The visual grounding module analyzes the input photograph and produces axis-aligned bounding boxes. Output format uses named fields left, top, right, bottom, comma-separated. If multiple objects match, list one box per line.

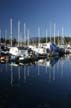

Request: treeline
left=0, top=38, right=17, bottom=46
left=0, top=36, right=71, bottom=46
left=33, top=36, right=71, bottom=45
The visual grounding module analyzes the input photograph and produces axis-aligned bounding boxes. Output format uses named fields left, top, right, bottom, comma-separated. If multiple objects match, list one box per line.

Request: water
left=0, top=55, right=71, bottom=108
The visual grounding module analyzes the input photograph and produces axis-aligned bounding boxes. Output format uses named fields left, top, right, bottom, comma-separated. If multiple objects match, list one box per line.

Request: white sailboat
left=9, top=19, right=21, bottom=62
left=28, top=26, right=47, bottom=59
left=33, top=26, right=47, bottom=58
left=18, top=27, right=35, bottom=63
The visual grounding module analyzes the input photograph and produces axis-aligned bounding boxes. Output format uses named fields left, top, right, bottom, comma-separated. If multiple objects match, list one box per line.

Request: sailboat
left=9, top=19, right=21, bottom=62
left=1, top=29, right=9, bottom=56
left=18, top=29, right=38, bottom=64
left=29, top=26, right=47, bottom=59
left=58, top=27, right=67, bottom=55
left=0, top=29, right=9, bottom=62
left=42, top=24, right=60, bottom=57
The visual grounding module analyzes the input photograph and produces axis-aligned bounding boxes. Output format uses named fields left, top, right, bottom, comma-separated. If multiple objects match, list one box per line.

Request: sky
left=0, top=0, right=71, bottom=39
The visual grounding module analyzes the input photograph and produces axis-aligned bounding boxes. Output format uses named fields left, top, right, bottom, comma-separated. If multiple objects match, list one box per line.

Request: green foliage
left=0, top=36, right=71, bottom=46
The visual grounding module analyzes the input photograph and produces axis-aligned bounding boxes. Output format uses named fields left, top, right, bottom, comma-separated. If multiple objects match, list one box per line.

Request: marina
left=0, top=18, right=71, bottom=108
left=0, top=0, right=71, bottom=107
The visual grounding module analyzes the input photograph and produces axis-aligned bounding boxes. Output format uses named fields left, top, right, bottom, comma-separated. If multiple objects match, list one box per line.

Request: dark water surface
left=0, top=55, right=71, bottom=108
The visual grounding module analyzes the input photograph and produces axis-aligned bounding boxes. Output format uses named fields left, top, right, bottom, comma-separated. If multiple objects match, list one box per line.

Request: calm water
left=0, top=55, right=71, bottom=108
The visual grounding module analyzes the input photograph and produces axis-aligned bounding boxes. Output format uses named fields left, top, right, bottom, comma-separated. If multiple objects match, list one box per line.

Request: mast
left=24, top=23, right=26, bottom=46
left=61, top=27, right=64, bottom=45
left=54, top=23, right=56, bottom=44
left=50, top=23, right=51, bottom=42
left=46, top=29, right=48, bottom=44
left=5, top=29, right=7, bottom=46
left=38, top=26, right=40, bottom=47
left=58, top=30, right=59, bottom=45
left=10, top=18, right=12, bottom=47
left=27, top=29, right=30, bottom=47
left=18, top=20, right=20, bottom=47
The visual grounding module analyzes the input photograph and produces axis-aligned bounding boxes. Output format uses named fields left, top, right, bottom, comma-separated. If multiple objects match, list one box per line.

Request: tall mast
left=58, top=30, right=59, bottom=45
left=54, top=23, right=56, bottom=44
left=61, top=27, right=64, bottom=45
left=24, top=23, right=26, bottom=46
left=38, top=26, right=40, bottom=47
left=5, top=29, right=7, bottom=46
left=46, top=29, right=48, bottom=44
left=27, top=29, right=30, bottom=47
left=18, top=20, right=20, bottom=47
left=50, top=23, right=51, bottom=42
left=10, top=18, right=12, bottom=47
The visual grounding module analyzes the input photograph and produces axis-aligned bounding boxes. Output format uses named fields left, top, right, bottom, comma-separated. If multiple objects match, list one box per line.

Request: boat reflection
left=37, top=57, right=59, bottom=68
left=18, top=66, right=20, bottom=80
left=11, top=64, right=13, bottom=86
left=9, top=57, right=60, bottom=85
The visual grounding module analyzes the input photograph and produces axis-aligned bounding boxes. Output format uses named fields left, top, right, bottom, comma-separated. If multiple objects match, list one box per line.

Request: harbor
left=0, top=18, right=71, bottom=108
left=1, top=0, right=71, bottom=107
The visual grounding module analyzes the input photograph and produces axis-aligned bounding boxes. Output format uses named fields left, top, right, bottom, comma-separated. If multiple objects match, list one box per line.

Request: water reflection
left=37, top=57, right=59, bottom=68
left=11, top=65, right=13, bottom=86
left=61, top=57, right=64, bottom=77
left=9, top=56, right=61, bottom=86
left=5, top=62, right=8, bottom=72
left=18, top=66, right=20, bottom=80
left=1, top=55, right=71, bottom=108
left=53, top=64, right=55, bottom=80
left=24, top=66, right=27, bottom=81
left=1, top=55, right=71, bottom=84
left=26, top=66, right=29, bottom=77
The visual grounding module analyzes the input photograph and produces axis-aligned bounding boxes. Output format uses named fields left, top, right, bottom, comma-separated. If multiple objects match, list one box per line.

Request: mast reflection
left=11, top=64, right=13, bottom=86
